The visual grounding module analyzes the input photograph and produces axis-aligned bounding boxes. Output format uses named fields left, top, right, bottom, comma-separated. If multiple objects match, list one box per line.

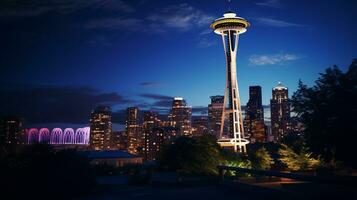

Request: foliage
left=248, top=147, right=274, bottom=170
left=281, top=132, right=305, bottom=153
left=159, top=135, right=223, bottom=175
left=278, top=144, right=322, bottom=171
left=0, top=144, right=96, bottom=199
left=292, top=59, right=357, bottom=168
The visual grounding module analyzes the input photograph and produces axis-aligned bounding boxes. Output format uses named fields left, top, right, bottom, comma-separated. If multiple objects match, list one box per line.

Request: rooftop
left=274, top=82, right=288, bottom=90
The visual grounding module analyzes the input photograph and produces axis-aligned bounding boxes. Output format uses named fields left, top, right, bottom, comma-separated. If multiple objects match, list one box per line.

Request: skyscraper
left=192, top=117, right=209, bottom=137
left=90, top=106, right=112, bottom=150
left=0, top=117, right=25, bottom=150
left=208, top=95, right=224, bottom=138
left=244, top=86, right=265, bottom=142
left=126, top=107, right=141, bottom=154
left=143, top=111, right=159, bottom=161
left=111, top=131, right=127, bottom=150
left=170, top=97, right=192, bottom=136
left=210, top=10, right=250, bottom=152
left=270, top=82, right=291, bottom=141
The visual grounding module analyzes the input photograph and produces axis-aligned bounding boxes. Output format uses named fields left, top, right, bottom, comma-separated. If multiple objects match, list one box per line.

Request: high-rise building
left=111, top=131, right=127, bottom=150
left=142, top=111, right=159, bottom=161
left=270, top=82, right=291, bottom=141
left=170, top=97, right=192, bottom=136
left=192, top=117, right=209, bottom=137
left=210, top=10, right=250, bottom=152
left=244, top=86, right=266, bottom=142
left=0, top=117, right=25, bottom=150
left=144, top=126, right=179, bottom=161
left=208, top=95, right=224, bottom=138
left=89, top=106, right=112, bottom=151
left=126, top=107, right=141, bottom=154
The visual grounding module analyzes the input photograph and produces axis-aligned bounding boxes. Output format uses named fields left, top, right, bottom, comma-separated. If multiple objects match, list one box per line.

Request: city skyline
left=1, top=0, right=356, bottom=129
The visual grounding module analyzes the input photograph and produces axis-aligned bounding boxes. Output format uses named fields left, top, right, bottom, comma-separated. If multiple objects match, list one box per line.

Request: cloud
left=0, top=83, right=132, bottom=124
left=255, top=0, right=283, bottom=8
left=199, top=29, right=212, bottom=35
left=0, top=0, right=135, bottom=17
left=140, top=93, right=172, bottom=100
left=85, top=3, right=213, bottom=33
left=85, top=18, right=144, bottom=30
left=249, top=53, right=300, bottom=65
left=252, top=17, right=309, bottom=28
left=140, top=82, right=163, bottom=88
left=146, top=3, right=214, bottom=31
left=192, top=106, right=208, bottom=115
left=139, top=93, right=174, bottom=113
left=197, top=38, right=216, bottom=48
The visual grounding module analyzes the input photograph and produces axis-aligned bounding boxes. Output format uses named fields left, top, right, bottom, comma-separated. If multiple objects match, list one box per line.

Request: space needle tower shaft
left=210, top=10, right=250, bottom=152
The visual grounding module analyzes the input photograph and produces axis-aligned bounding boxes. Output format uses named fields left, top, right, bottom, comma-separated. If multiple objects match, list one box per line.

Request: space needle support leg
left=220, top=33, right=228, bottom=139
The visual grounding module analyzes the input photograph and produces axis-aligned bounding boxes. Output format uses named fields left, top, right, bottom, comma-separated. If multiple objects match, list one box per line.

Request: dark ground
left=77, top=180, right=357, bottom=200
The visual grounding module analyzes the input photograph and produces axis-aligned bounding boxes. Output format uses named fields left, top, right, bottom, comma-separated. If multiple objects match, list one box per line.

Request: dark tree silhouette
left=0, top=145, right=96, bottom=199
left=159, top=135, right=223, bottom=175
left=292, top=59, right=357, bottom=168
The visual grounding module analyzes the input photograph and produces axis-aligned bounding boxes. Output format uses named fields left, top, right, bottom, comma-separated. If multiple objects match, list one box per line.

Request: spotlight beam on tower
left=210, top=9, right=250, bottom=152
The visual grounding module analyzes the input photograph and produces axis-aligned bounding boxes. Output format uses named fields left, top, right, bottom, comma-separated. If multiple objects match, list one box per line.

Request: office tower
left=208, top=95, right=224, bottom=138
left=142, top=111, right=159, bottom=161
left=89, top=106, right=112, bottom=150
left=244, top=86, right=266, bottom=142
left=111, top=131, right=127, bottom=150
left=270, top=82, right=291, bottom=141
left=126, top=107, right=141, bottom=154
left=210, top=10, right=250, bottom=152
left=0, top=117, right=25, bottom=150
left=170, top=97, right=192, bottom=136
left=192, top=117, right=209, bottom=137
left=144, top=126, right=179, bottom=161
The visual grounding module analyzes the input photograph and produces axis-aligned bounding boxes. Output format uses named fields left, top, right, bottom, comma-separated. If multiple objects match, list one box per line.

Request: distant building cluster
left=0, top=82, right=302, bottom=162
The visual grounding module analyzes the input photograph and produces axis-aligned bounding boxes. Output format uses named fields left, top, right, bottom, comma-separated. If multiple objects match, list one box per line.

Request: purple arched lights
left=26, top=127, right=90, bottom=145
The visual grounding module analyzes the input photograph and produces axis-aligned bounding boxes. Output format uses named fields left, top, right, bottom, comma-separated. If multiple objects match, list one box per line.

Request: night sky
left=1, top=0, right=356, bottom=130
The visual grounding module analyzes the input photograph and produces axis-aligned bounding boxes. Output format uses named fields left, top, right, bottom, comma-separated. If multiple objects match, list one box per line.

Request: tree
left=248, top=147, right=274, bottom=170
left=278, top=145, right=321, bottom=171
left=292, top=59, right=357, bottom=168
left=159, top=135, right=223, bottom=175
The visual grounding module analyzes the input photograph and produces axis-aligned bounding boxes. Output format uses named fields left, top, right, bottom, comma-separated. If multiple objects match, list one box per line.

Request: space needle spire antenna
left=227, top=0, right=232, bottom=11
left=210, top=2, right=250, bottom=152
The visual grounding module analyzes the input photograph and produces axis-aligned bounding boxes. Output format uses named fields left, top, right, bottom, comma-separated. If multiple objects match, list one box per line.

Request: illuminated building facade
left=210, top=11, right=250, bottom=152
left=244, top=86, right=266, bottom=142
left=192, top=117, right=209, bottom=137
left=126, top=107, right=141, bottom=154
left=270, top=82, right=291, bottom=141
left=208, top=95, right=224, bottom=138
left=170, top=97, right=192, bottom=136
left=90, top=106, right=112, bottom=151
left=0, top=117, right=25, bottom=150
left=145, top=126, right=179, bottom=161
left=143, top=111, right=159, bottom=161
left=111, top=131, right=127, bottom=150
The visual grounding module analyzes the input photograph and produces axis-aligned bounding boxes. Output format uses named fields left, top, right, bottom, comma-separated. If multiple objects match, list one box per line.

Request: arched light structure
left=26, top=127, right=90, bottom=145
left=39, top=128, right=50, bottom=144
left=51, top=128, right=63, bottom=144
left=63, top=128, right=75, bottom=144
left=27, top=128, right=39, bottom=144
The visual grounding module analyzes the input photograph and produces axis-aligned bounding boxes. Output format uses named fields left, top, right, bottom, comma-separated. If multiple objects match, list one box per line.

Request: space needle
left=210, top=6, right=250, bottom=152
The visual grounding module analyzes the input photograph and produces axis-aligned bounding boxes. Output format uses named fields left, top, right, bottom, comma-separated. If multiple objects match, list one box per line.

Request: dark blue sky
left=1, top=0, right=356, bottom=129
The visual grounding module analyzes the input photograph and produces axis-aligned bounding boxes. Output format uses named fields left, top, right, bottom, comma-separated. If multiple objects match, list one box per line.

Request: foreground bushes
left=158, top=135, right=327, bottom=175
